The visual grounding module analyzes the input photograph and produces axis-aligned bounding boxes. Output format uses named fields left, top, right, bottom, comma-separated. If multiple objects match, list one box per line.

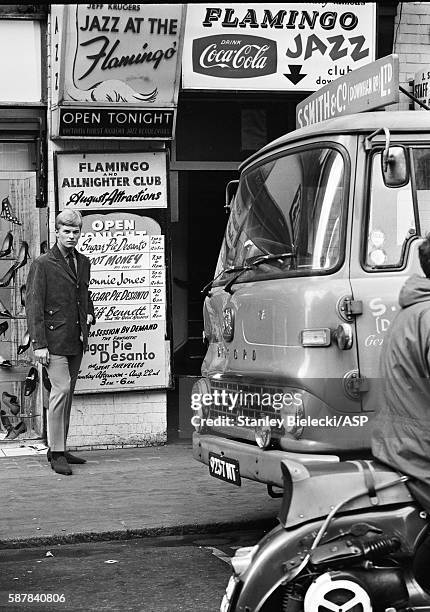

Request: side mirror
left=381, top=146, right=409, bottom=188
left=225, top=180, right=239, bottom=213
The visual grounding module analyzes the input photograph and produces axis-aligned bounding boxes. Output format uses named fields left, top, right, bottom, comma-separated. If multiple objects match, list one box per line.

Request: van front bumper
left=193, top=432, right=339, bottom=488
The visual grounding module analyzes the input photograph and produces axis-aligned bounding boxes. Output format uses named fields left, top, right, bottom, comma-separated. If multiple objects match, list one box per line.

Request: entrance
left=168, top=170, right=235, bottom=439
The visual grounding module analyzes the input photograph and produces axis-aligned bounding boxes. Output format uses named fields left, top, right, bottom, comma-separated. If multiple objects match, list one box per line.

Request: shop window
left=0, top=20, right=42, bottom=103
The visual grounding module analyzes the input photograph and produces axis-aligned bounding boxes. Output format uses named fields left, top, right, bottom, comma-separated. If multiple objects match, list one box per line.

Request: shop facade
left=0, top=2, right=424, bottom=449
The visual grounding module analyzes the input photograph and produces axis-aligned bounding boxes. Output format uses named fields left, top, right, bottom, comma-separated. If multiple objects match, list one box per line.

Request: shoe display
left=42, top=366, right=51, bottom=392
left=2, top=391, right=20, bottom=416
left=5, top=420, right=26, bottom=440
left=17, top=330, right=30, bottom=355
left=0, top=321, right=8, bottom=338
left=0, top=231, right=13, bottom=258
left=0, top=241, right=29, bottom=287
left=51, top=455, right=72, bottom=476
left=24, top=366, right=39, bottom=396
left=0, top=196, right=22, bottom=226
left=47, top=448, right=86, bottom=464
left=0, top=409, right=12, bottom=434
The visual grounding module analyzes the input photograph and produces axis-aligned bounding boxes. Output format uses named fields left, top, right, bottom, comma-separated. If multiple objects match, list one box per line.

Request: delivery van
left=192, top=108, right=430, bottom=492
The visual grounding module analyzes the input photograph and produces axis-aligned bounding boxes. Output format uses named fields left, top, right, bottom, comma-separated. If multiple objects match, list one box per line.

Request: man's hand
left=87, top=314, right=94, bottom=326
left=34, top=347, right=49, bottom=366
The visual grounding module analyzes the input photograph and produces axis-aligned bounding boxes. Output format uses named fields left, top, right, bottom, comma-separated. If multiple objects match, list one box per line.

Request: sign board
left=74, top=212, right=170, bottom=393
left=414, top=66, right=430, bottom=110
left=296, top=54, right=399, bottom=128
left=56, top=151, right=168, bottom=210
left=182, top=3, right=375, bottom=91
left=50, top=4, right=185, bottom=139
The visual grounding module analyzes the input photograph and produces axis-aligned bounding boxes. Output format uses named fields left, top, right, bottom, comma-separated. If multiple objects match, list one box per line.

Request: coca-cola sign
left=192, top=35, right=277, bottom=78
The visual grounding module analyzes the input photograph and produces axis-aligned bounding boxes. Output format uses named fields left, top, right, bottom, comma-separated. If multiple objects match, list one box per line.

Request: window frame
left=213, top=141, right=351, bottom=287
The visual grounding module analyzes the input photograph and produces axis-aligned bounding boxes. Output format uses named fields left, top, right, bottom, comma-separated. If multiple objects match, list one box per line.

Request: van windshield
left=215, top=146, right=346, bottom=282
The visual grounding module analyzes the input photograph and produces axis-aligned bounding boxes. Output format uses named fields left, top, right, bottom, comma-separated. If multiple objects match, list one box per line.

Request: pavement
left=0, top=440, right=282, bottom=549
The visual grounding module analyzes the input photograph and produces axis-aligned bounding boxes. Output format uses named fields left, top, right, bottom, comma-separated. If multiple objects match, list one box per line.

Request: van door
left=350, top=143, right=427, bottom=412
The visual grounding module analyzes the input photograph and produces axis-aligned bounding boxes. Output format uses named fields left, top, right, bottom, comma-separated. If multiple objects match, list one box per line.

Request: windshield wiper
left=201, top=264, right=249, bottom=296
left=224, top=250, right=296, bottom=294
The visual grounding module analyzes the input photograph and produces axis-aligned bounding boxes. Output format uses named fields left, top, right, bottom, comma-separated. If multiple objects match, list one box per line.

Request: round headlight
left=255, top=425, right=271, bottom=449
left=191, top=378, right=211, bottom=433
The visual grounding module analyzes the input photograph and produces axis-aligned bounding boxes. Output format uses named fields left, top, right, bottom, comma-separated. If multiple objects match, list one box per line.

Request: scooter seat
left=279, top=457, right=413, bottom=527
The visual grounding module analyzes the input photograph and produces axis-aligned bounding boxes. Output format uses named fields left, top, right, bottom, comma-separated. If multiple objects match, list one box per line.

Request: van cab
left=192, top=111, right=430, bottom=490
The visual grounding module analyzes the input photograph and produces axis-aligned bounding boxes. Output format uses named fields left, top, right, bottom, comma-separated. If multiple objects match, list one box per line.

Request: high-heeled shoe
left=0, top=321, right=8, bottom=338
left=0, top=241, right=29, bottom=287
left=20, top=284, right=26, bottom=308
left=24, top=366, right=38, bottom=396
left=0, top=197, right=21, bottom=225
left=5, top=420, right=26, bottom=439
left=2, top=391, right=20, bottom=416
left=0, top=409, right=12, bottom=434
left=0, top=298, right=12, bottom=318
left=42, top=366, right=51, bottom=392
left=0, top=356, right=12, bottom=368
left=17, top=330, right=30, bottom=355
left=0, top=232, right=13, bottom=258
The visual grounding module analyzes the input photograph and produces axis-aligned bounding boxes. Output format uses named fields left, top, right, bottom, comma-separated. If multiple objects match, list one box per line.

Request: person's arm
left=26, top=260, right=48, bottom=355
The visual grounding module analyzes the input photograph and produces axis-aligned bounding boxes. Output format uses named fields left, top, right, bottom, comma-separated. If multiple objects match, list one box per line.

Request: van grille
left=209, top=379, right=284, bottom=430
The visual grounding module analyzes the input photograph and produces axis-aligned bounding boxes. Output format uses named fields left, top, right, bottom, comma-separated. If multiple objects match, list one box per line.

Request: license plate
left=209, top=452, right=241, bottom=486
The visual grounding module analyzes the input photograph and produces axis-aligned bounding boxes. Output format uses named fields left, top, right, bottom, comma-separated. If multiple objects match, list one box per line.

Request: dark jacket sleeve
left=26, top=259, right=48, bottom=350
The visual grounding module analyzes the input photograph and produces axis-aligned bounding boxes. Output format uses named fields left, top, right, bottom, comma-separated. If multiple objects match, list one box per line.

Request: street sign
left=414, top=66, right=430, bottom=110
left=296, top=54, right=399, bottom=129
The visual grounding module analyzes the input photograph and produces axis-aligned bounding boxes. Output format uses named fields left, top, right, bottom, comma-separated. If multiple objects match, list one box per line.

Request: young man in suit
left=26, top=209, right=95, bottom=475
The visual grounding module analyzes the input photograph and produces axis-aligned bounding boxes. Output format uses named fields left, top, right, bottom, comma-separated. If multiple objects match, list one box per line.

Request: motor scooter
left=221, top=457, right=430, bottom=612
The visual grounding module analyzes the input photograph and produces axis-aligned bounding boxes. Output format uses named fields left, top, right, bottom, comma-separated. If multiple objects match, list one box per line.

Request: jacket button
left=49, top=325, right=53, bottom=330
left=49, top=310, right=53, bottom=315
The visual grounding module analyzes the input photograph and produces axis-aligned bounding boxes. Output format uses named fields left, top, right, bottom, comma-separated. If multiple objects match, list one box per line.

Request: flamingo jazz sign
left=50, top=4, right=185, bottom=139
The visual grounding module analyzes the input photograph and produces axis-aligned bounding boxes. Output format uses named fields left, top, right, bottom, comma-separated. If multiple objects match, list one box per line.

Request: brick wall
left=392, top=1, right=430, bottom=110
left=45, top=13, right=167, bottom=450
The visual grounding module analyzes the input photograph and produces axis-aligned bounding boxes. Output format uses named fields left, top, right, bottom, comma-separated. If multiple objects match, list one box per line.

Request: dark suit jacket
left=26, top=243, right=95, bottom=355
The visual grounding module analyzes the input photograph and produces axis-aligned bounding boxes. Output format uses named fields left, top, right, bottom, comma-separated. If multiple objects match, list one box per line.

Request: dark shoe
left=17, top=330, right=30, bottom=355
left=24, top=366, right=39, bottom=396
left=0, top=409, right=12, bottom=433
left=0, top=241, right=29, bottom=287
left=0, top=357, right=12, bottom=368
left=42, top=366, right=51, bottom=392
left=0, top=197, right=21, bottom=226
left=47, top=449, right=86, bottom=464
left=0, top=321, right=8, bottom=338
left=5, top=421, right=26, bottom=440
left=51, top=455, right=72, bottom=476
left=2, top=391, right=20, bottom=415
left=0, top=299, right=12, bottom=318
left=0, top=231, right=13, bottom=258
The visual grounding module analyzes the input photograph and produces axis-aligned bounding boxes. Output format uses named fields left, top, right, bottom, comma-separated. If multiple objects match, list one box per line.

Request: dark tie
left=67, top=251, right=77, bottom=277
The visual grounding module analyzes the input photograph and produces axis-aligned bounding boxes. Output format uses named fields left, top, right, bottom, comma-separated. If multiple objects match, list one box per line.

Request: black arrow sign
left=284, top=65, right=306, bottom=85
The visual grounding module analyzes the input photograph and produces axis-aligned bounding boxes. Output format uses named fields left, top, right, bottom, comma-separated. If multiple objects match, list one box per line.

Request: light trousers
left=46, top=352, right=82, bottom=452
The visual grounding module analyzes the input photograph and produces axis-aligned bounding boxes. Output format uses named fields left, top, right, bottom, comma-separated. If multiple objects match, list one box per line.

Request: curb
left=0, top=517, right=279, bottom=549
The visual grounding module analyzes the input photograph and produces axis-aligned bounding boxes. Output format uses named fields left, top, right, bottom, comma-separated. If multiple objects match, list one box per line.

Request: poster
left=56, top=151, right=168, bottom=210
left=50, top=3, right=185, bottom=138
left=182, top=3, right=376, bottom=91
left=75, top=212, right=170, bottom=393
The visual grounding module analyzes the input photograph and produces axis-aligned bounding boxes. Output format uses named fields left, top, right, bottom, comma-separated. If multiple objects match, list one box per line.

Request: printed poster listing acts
left=56, top=152, right=170, bottom=392
left=182, top=3, right=376, bottom=92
